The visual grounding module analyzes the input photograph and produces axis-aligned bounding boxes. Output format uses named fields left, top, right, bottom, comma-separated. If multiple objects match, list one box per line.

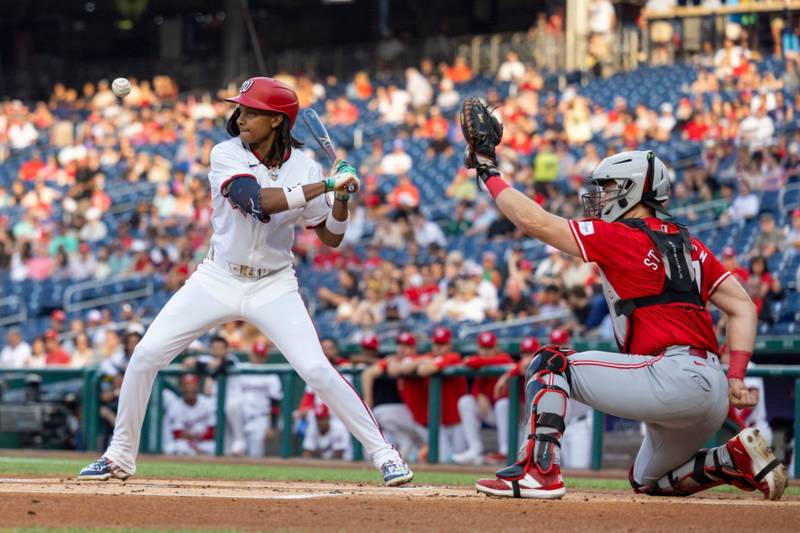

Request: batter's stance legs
left=106, top=269, right=241, bottom=475
left=246, top=291, right=406, bottom=471
left=79, top=263, right=242, bottom=480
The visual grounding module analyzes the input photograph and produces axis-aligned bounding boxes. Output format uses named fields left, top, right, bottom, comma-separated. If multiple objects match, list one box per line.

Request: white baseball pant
left=457, top=395, right=510, bottom=456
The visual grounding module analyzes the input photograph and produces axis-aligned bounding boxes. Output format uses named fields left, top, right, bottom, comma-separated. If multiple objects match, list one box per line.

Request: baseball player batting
left=458, top=98, right=787, bottom=500
left=78, top=77, right=413, bottom=486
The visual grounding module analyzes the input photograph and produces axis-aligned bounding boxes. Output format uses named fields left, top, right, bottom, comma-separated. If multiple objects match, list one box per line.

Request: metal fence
left=2, top=363, right=799, bottom=478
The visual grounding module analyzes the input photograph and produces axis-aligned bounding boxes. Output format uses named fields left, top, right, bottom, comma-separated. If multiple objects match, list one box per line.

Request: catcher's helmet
left=581, top=150, right=671, bottom=222
left=225, top=77, right=299, bottom=127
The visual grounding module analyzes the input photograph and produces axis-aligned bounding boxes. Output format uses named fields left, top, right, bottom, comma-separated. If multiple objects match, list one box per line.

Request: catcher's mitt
left=459, top=97, right=503, bottom=173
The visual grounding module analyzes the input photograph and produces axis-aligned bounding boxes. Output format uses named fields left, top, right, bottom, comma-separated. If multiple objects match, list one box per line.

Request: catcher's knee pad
left=499, top=346, right=573, bottom=480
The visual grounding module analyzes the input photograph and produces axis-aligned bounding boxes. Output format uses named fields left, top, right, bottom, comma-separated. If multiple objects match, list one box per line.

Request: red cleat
left=475, top=465, right=566, bottom=499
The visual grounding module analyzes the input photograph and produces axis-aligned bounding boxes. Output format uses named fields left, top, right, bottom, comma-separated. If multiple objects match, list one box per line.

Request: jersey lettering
left=643, top=249, right=660, bottom=271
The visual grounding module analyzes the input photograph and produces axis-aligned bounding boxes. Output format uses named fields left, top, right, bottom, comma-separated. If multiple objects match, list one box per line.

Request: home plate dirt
left=1, top=477, right=798, bottom=532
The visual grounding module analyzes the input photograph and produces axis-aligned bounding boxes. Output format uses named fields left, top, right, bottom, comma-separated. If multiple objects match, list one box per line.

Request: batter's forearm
left=260, top=182, right=327, bottom=215
left=331, top=196, right=348, bottom=221
left=318, top=197, right=348, bottom=247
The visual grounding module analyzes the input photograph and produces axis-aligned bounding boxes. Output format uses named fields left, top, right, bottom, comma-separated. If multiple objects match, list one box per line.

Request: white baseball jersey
left=303, top=416, right=353, bottom=460
left=208, top=140, right=332, bottom=270
left=163, top=393, right=217, bottom=455
left=238, top=372, right=283, bottom=421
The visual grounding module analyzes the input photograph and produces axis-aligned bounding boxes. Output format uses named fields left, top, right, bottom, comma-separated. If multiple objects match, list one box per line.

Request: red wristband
left=484, top=174, right=510, bottom=199
left=727, top=350, right=752, bottom=380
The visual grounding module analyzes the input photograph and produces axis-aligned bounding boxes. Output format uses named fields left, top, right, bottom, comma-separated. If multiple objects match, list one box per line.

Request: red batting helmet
left=432, top=326, right=452, bottom=345
left=225, top=77, right=299, bottom=127
left=520, top=337, right=541, bottom=354
left=360, top=333, right=379, bottom=351
left=477, top=332, right=496, bottom=349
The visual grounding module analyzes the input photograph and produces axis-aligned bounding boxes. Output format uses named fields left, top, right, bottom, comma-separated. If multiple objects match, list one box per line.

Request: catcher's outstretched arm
left=492, top=185, right=580, bottom=257
left=458, top=96, right=578, bottom=256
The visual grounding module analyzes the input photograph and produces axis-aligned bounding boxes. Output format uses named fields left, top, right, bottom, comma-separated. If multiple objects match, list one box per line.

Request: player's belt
left=227, top=263, right=284, bottom=278
left=208, top=246, right=286, bottom=279
left=654, top=346, right=711, bottom=360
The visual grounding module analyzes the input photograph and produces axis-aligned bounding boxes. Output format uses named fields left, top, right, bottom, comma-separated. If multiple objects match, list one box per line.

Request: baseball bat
left=300, top=109, right=357, bottom=194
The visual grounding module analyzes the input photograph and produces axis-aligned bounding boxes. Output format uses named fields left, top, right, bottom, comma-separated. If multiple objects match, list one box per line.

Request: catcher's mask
left=581, top=150, right=671, bottom=222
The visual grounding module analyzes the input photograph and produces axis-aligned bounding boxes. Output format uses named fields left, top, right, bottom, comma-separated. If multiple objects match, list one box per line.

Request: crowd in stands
left=0, top=28, right=799, bottom=366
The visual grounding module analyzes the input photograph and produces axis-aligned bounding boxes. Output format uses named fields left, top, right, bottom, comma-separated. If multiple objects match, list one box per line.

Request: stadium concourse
left=0, top=39, right=799, bottom=464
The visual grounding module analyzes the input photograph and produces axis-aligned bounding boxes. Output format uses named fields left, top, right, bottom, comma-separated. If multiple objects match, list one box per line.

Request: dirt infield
left=1, top=477, right=799, bottom=532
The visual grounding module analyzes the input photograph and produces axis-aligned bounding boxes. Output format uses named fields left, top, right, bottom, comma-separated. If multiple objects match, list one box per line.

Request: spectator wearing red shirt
left=720, top=246, right=749, bottom=283
left=744, top=255, right=783, bottom=323
left=683, top=113, right=710, bottom=142
left=326, top=96, right=359, bottom=126
left=18, top=152, right=45, bottom=181
left=422, top=107, right=449, bottom=139
left=453, top=331, right=514, bottom=465
left=44, top=329, right=71, bottom=366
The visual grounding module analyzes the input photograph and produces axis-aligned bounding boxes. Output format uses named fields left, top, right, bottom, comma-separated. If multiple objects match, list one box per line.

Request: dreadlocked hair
left=226, top=108, right=303, bottom=166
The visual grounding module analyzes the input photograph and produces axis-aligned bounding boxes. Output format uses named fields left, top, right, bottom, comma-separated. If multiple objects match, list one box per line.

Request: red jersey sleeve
left=691, top=238, right=731, bottom=299
left=434, top=352, right=462, bottom=369
left=464, top=354, right=514, bottom=368
left=568, top=218, right=633, bottom=266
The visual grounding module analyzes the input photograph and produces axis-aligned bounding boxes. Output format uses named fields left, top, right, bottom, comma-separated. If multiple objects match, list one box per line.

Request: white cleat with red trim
left=475, top=465, right=566, bottom=499
left=726, top=428, right=788, bottom=501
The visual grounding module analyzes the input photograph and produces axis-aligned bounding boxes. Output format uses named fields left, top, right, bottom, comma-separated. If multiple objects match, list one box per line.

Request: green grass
left=0, top=455, right=795, bottom=495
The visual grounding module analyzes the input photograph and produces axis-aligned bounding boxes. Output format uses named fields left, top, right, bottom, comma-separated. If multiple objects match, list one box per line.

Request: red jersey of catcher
left=568, top=217, right=730, bottom=355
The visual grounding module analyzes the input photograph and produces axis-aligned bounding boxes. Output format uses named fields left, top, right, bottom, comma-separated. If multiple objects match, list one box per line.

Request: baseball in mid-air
left=112, top=77, right=131, bottom=98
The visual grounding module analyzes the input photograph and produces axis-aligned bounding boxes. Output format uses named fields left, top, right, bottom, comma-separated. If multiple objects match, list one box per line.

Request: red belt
left=653, top=346, right=710, bottom=359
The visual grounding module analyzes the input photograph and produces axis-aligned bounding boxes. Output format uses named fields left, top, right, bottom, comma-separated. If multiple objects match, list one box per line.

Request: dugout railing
left=2, top=362, right=800, bottom=478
